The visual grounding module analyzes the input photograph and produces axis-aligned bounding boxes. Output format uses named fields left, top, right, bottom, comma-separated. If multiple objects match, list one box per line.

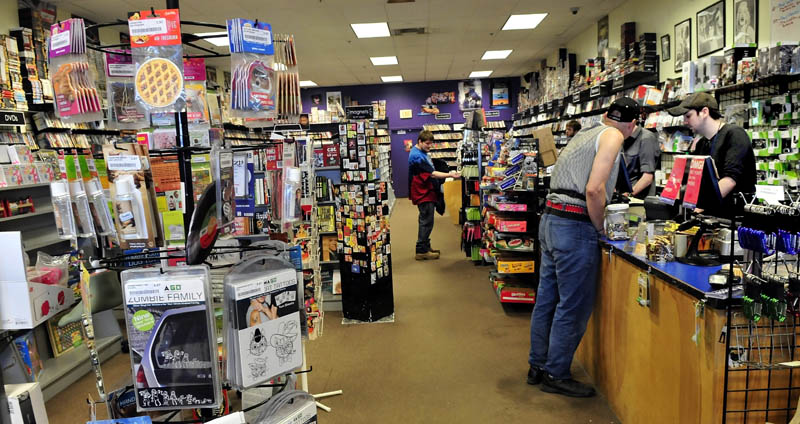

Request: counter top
left=600, top=239, right=735, bottom=309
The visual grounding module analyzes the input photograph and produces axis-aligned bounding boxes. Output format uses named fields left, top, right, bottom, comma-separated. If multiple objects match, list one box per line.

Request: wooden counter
left=576, top=248, right=799, bottom=423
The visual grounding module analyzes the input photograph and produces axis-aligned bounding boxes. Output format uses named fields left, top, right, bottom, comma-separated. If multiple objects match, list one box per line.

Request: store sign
left=572, top=93, right=581, bottom=104
left=396, top=130, right=407, bottom=135
left=0, top=111, right=25, bottom=126
left=485, top=110, right=500, bottom=118
left=612, top=77, right=625, bottom=91
left=756, top=184, right=785, bottom=204
left=435, top=113, right=451, bottom=120
left=660, top=156, right=688, bottom=204
left=345, top=105, right=373, bottom=120
left=462, top=112, right=469, bottom=118
left=682, top=157, right=706, bottom=209
left=589, top=86, right=602, bottom=97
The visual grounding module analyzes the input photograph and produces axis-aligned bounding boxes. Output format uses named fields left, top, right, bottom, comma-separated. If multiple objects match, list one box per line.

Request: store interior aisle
left=305, top=200, right=619, bottom=423
left=43, top=200, right=619, bottom=423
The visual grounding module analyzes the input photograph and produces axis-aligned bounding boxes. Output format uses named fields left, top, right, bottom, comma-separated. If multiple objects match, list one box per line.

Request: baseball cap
left=667, top=92, right=719, bottom=116
left=606, top=97, right=640, bottom=122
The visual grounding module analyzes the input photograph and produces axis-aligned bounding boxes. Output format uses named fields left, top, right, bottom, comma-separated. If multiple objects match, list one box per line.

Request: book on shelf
left=317, top=205, right=335, bottom=232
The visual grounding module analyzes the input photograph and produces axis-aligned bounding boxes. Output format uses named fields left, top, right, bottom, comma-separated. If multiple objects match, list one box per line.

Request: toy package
left=121, top=265, right=220, bottom=411
left=227, top=18, right=276, bottom=126
left=128, top=9, right=185, bottom=114
left=48, top=18, right=103, bottom=123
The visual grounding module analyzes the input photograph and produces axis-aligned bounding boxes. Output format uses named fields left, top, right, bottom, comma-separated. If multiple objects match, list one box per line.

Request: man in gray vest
left=527, top=97, right=639, bottom=397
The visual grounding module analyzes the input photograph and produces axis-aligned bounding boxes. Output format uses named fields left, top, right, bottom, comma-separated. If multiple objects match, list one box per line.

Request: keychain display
left=223, top=257, right=303, bottom=389
left=48, top=18, right=103, bottom=123
left=121, top=265, right=221, bottom=411
left=128, top=9, right=185, bottom=113
left=227, top=18, right=276, bottom=126
left=105, top=50, right=149, bottom=129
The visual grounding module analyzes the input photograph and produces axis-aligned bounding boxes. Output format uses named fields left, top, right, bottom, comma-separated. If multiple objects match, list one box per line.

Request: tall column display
left=335, top=119, right=394, bottom=321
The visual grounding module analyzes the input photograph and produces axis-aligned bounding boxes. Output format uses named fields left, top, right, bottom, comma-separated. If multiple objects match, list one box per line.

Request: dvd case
left=121, top=265, right=221, bottom=411
left=224, top=256, right=303, bottom=389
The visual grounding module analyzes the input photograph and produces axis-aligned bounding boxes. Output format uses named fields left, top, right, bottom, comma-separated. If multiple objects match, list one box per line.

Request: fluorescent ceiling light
left=351, top=22, right=391, bottom=38
left=194, top=31, right=229, bottom=46
left=274, top=63, right=288, bottom=71
left=299, top=80, right=317, bottom=87
left=501, top=13, right=548, bottom=30
left=370, top=56, right=398, bottom=66
left=481, top=50, right=513, bottom=60
left=469, top=70, right=493, bottom=78
left=381, top=75, right=403, bottom=82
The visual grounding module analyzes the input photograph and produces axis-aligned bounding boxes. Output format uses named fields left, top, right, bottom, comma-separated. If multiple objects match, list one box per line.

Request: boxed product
left=496, top=258, right=536, bottom=273
left=5, top=382, right=48, bottom=424
left=492, top=278, right=536, bottom=303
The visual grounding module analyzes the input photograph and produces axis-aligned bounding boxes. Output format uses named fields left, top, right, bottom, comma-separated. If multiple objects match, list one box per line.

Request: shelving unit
left=423, top=124, right=461, bottom=170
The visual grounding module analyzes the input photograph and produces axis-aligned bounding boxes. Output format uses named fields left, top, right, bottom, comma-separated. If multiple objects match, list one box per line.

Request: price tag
left=682, top=157, right=705, bottom=209
left=128, top=18, right=167, bottom=37
left=242, top=26, right=271, bottom=46
left=106, top=155, right=142, bottom=171
left=50, top=30, right=70, bottom=50
left=756, top=184, right=785, bottom=204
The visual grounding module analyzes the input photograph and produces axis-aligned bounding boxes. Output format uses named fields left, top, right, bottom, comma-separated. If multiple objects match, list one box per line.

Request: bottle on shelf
left=50, top=180, right=76, bottom=240
left=69, top=180, right=96, bottom=238
left=114, top=174, right=148, bottom=240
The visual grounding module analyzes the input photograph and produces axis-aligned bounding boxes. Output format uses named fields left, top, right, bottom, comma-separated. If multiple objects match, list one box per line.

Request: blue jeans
left=529, top=213, right=600, bottom=380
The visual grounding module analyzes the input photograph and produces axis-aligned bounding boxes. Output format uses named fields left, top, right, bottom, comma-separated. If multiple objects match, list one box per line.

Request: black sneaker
left=527, top=366, right=544, bottom=385
left=540, top=374, right=596, bottom=397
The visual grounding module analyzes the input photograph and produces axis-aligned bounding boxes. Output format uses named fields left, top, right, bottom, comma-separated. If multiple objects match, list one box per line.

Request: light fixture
left=501, top=13, right=548, bottom=30
left=350, top=22, right=391, bottom=38
left=370, top=56, right=399, bottom=66
left=481, top=50, right=513, bottom=60
left=274, top=63, right=288, bottom=71
left=194, top=31, right=229, bottom=47
left=381, top=75, right=403, bottom=82
left=469, top=70, right=493, bottom=78
left=299, top=80, right=318, bottom=87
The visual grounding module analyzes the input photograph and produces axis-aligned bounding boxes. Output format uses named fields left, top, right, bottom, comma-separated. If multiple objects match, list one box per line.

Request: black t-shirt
left=693, top=124, right=756, bottom=197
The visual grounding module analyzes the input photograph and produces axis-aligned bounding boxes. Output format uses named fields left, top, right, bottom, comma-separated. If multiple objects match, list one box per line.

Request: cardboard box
left=497, top=258, right=536, bottom=273
left=533, top=127, right=558, bottom=166
left=0, top=232, right=73, bottom=330
left=5, top=382, right=49, bottom=424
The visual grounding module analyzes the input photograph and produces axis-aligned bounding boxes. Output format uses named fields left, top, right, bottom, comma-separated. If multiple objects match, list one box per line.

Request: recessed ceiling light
left=370, top=56, right=399, bottom=66
left=481, top=50, right=513, bottom=60
left=381, top=75, right=403, bottom=82
left=501, top=13, right=548, bottom=30
left=469, top=70, right=493, bottom=78
left=299, top=80, right=318, bottom=87
left=194, top=31, right=229, bottom=46
left=351, top=22, right=391, bottom=38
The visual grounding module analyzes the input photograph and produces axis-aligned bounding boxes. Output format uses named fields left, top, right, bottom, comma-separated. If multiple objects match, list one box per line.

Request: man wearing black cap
left=667, top=92, right=756, bottom=201
left=623, top=124, right=661, bottom=198
left=527, top=97, right=638, bottom=398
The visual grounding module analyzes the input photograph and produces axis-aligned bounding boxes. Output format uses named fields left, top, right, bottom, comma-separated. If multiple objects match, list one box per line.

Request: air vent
left=392, top=27, right=426, bottom=36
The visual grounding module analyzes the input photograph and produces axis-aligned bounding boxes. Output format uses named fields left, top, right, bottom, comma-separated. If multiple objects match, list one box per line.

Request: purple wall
left=302, top=78, right=520, bottom=197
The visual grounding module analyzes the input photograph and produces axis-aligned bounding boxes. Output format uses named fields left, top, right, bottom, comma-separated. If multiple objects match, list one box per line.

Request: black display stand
left=335, top=120, right=394, bottom=321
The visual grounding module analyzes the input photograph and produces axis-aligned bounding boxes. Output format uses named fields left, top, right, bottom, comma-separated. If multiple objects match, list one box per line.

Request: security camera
left=570, top=7, right=579, bottom=15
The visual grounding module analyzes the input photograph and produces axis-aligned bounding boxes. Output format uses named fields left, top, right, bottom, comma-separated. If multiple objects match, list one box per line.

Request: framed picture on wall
left=661, top=35, right=671, bottom=62
left=733, top=0, right=758, bottom=45
left=597, top=15, right=609, bottom=56
left=697, top=1, right=726, bottom=57
left=674, top=19, right=691, bottom=73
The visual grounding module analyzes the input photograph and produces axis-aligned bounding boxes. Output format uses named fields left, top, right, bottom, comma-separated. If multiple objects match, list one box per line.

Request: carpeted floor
left=45, top=199, right=619, bottom=423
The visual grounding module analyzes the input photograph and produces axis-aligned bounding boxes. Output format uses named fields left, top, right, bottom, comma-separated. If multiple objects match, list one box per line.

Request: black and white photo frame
left=733, top=0, right=758, bottom=45
left=697, top=1, right=726, bottom=57
left=661, top=34, right=671, bottom=62
left=674, top=19, right=692, bottom=73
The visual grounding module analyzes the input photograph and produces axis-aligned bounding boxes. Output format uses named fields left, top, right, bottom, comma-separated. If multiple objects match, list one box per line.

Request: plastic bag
left=48, top=18, right=104, bottom=124
left=30, top=252, right=69, bottom=286
left=105, top=49, right=149, bottom=129
left=128, top=9, right=186, bottom=114
left=227, top=18, right=276, bottom=126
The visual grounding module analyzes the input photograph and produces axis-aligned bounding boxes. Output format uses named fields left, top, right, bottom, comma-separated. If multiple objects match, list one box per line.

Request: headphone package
left=121, top=265, right=221, bottom=411
left=223, top=256, right=303, bottom=389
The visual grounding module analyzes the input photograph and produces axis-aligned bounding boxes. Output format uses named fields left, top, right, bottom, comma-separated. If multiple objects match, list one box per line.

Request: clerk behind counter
left=667, top=92, right=757, bottom=204
left=622, top=124, right=661, bottom=199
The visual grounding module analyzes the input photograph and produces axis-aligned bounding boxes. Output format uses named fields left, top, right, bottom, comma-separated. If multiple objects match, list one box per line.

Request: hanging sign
left=485, top=110, right=500, bottom=118
left=435, top=113, right=451, bottom=120
left=682, top=157, right=706, bottom=209
left=0, top=111, right=25, bottom=126
left=771, top=0, right=800, bottom=44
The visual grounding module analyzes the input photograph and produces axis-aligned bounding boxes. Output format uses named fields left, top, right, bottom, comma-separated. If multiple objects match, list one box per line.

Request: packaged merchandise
left=282, top=166, right=302, bottom=229
left=223, top=258, right=303, bottom=389
left=48, top=18, right=103, bottom=123
left=274, top=34, right=301, bottom=120
left=128, top=9, right=185, bottom=114
left=213, top=147, right=236, bottom=237
left=105, top=49, right=149, bottom=129
left=121, top=265, right=221, bottom=411
left=86, top=178, right=115, bottom=236
left=183, top=58, right=210, bottom=125
left=737, top=57, right=757, bottom=83
left=227, top=18, right=276, bottom=125
left=50, top=179, right=76, bottom=240
left=69, top=179, right=96, bottom=238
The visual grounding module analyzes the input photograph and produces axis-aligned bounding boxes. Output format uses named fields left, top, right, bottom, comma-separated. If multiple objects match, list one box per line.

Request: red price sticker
left=682, top=157, right=706, bottom=209
left=128, top=9, right=181, bottom=47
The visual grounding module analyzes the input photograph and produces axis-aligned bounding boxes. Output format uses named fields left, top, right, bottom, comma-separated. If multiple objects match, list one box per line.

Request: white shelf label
left=128, top=18, right=168, bottom=37
left=106, top=155, right=142, bottom=171
left=242, top=27, right=271, bottom=46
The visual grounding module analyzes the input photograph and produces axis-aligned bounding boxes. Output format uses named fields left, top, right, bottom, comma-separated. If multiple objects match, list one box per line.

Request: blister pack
left=227, top=19, right=276, bottom=126
left=105, top=49, right=149, bottom=129
left=49, top=18, right=103, bottom=123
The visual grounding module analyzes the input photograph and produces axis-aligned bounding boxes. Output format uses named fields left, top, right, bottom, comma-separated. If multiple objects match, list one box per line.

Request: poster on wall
left=661, top=35, right=671, bottom=61
left=771, top=0, right=800, bottom=43
left=206, top=67, right=217, bottom=85
left=418, top=104, right=439, bottom=115
left=223, top=71, right=231, bottom=91
left=426, top=92, right=455, bottom=104
left=311, top=94, right=322, bottom=106
left=491, top=82, right=510, bottom=109
left=734, top=0, right=758, bottom=44
left=326, top=91, right=343, bottom=116
left=674, top=19, right=692, bottom=73
left=597, top=15, right=609, bottom=56
left=458, top=80, right=482, bottom=111
left=697, top=1, right=725, bottom=57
